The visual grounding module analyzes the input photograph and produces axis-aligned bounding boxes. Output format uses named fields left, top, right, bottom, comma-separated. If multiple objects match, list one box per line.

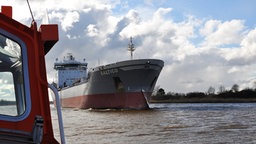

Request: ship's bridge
left=54, top=53, right=87, bottom=70
left=54, top=53, right=88, bottom=88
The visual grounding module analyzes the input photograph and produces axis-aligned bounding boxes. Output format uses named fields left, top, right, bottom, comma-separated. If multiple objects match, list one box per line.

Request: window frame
left=0, top=28, right=31, bottom=122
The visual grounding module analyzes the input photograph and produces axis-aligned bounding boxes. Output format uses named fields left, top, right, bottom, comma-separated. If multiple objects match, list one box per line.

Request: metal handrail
left=48, top=83, right=66, bottom=144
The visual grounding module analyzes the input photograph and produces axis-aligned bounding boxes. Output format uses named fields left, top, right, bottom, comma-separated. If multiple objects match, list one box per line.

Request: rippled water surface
left=51, top=103, right=256, bottom=144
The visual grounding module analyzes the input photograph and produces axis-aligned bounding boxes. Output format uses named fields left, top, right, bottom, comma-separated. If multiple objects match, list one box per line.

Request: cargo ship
left=54, top=38, right=164, bottom=109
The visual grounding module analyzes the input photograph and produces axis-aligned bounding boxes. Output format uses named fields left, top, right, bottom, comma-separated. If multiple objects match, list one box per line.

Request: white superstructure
left=54, top=53, right=88, bottom=88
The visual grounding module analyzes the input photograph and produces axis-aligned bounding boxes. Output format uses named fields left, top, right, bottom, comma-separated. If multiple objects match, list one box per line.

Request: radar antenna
left=127, top=37, right=135, bottom=60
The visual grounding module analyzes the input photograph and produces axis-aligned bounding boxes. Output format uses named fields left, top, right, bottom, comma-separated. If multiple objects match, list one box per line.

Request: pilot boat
left=0, top=5, right=64, bottom=143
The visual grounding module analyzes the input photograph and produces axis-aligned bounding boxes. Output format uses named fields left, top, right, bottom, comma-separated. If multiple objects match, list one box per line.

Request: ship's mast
left=127, top=37, right=135, bottom=60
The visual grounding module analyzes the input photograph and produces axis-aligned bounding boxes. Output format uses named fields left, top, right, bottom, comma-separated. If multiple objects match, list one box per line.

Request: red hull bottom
left=59, top=92, right=151, bottom=109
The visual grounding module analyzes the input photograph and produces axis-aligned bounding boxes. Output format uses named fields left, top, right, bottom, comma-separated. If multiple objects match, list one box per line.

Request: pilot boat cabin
left=0, top=6, right=61, bottom=143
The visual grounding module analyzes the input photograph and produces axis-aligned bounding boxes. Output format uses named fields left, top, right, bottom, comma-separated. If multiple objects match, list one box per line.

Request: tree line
left=0, top=99, right=16, bottom=106
left=151, top=84, right=256, bottom=103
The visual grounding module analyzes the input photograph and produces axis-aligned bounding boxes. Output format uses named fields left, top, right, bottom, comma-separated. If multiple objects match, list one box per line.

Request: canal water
left=51, top=103, right=256, bottom=144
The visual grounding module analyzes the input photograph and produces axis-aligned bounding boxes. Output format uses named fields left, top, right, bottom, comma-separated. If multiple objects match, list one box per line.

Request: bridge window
left=0, top=33, right=26, bottom=117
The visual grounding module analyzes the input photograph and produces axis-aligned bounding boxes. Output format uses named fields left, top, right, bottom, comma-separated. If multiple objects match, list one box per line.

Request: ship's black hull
left=58, top=59, right=164, bottom=109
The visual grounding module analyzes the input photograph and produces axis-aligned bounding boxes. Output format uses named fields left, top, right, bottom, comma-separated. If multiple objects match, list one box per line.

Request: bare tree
left=207, top=86, right=215, bottom=95
left=218, top=85, right=226, bottom=94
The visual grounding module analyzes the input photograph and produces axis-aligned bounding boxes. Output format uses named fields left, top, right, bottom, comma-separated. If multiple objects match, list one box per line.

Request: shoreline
left=149, top=98, right=256, bottom=103
left=150, top=89, right=256, bottom=103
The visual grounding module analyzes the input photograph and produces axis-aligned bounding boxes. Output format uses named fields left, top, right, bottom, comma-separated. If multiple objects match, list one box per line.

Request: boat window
left=0, top=72, right=17, bottom=116
left=0, top=33, right=26, bottom=117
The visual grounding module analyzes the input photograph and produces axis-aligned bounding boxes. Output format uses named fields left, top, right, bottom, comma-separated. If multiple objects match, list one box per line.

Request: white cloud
left=153, top=7, right=172, bottom=21
left=227, top=66, right=240, bottom=74
left=61, top=11, right=80, bottom=32
left=200, top=19, right=245, bottom=47
left=223, top=28, right=256, bottom=65
left=86, top=24, right=99, bottom=37
left=241, top=28, right=256, bottom=55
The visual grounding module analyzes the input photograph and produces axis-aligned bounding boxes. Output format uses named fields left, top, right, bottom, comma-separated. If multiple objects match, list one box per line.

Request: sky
left=1, top=0, right=256, bottom=93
